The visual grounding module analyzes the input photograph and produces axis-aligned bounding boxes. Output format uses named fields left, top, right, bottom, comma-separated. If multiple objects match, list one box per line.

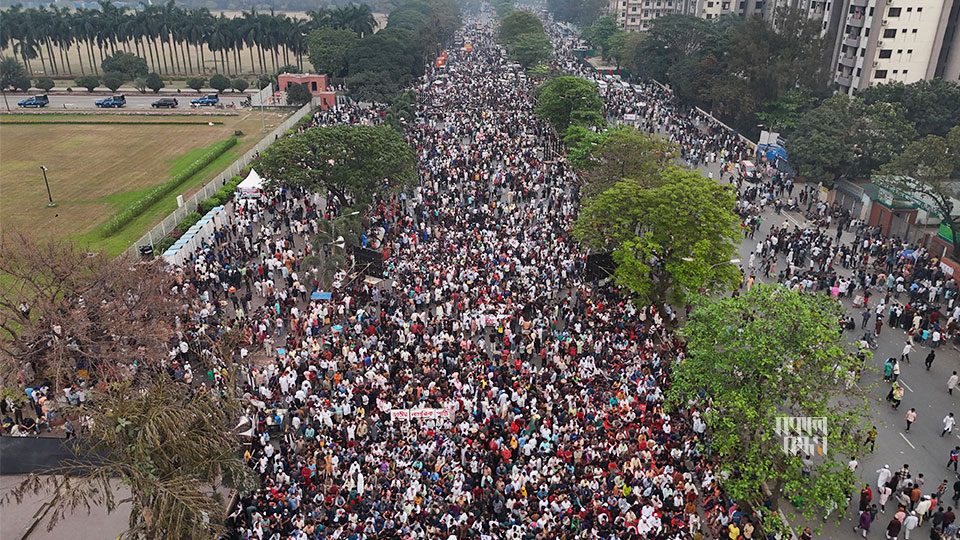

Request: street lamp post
left=40, top=166, right=56, bottom=207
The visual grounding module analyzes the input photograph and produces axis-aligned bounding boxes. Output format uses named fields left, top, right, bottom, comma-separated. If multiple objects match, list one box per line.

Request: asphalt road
left=685, top=153, right=960, bottom=539
left=2, top=92, right=249, bottom=111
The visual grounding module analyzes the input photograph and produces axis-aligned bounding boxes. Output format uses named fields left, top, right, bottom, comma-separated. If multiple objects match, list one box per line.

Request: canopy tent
left=238, top=169, right=265, bottom=198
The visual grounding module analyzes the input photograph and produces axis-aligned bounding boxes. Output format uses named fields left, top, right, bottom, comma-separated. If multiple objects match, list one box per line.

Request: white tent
left=238, top=169, right=264, bottom=198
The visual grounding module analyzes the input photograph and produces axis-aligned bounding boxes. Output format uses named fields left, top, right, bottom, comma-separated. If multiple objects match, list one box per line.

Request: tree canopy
left=574, top=167, right=741, bottom=306
left=788, top=94, right=916, bottom=184
left=563, top=125, right=679, bottom=195
left=535, top=76, right=604, bottom=132
left=100, top=51, right=148, bottom=79
left=257, top=125, right=417, bottom=208
left=0, top=235, right=253, bottom=539
left=308, top=27, right=359, bottom=78
left=546, top=0, right=606, bottom=27
left=878, top=126, right=960, bottom=255
left=858, top=79, right=960, bottom=138
left=670, top=284, right=866, bottom=519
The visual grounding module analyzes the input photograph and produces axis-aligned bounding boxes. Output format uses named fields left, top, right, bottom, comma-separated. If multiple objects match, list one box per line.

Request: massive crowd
left=211, top=17, right=764, bottom=540
left=5, top=8, right=960, bottom=540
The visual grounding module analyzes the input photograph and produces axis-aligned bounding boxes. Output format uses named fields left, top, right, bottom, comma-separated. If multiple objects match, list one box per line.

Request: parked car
left=17, top=94, right=49, bottom=108
left=151, top=98, right=178, bottom=109
left=737, top=160, right=759, bottom=182
left=191, top=94, right=219, bottom=107
left=95, top=94, right=126, bottom=108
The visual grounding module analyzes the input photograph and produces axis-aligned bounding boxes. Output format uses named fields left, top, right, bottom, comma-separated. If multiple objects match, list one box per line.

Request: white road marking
left=900, top=380, right=914, bottom=392
left=900, top=432, right=916, bottom=449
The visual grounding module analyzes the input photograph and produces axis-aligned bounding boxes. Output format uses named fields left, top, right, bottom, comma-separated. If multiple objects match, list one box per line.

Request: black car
left=151, top=98, right=178, bottom=109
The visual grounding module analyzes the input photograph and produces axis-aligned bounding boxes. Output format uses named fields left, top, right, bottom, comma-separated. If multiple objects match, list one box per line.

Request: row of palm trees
left=0, top=1, right=377, bottom=78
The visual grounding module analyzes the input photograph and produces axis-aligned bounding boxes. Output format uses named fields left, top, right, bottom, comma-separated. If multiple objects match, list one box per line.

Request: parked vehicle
left=17, top=94, right=49, bottom=108
left=737, top=160, right=758, bottom=182
left=191, top=94, right=219, bottom=107
left=95, top=94, right=126, bottom=108
left=151, top=97, right=178, bottom=109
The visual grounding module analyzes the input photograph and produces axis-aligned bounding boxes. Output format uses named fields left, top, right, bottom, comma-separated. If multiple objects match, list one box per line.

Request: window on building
left=874, top=69, right=887, bottom=79
left=878, top=49, right=892, bottom=58
left=883, top=28, right=897, bottom=38
left=893, top=69, right=898, bottom=74
left=630, top=17, right=636, bottom=22
left=912, top=28, right=918, bottom=33
left=860, top=47, right=866, bottom=56
left=907, top=49, right=913, bottom=53
left=856, top=67, right=862, bottom=76
left=869, top=7, right=874, bottom=15
left=897, top=49, right=903, bottom=53
left=916, top=7, right=922, bottom=12
left=708, top=1, right=714, bottom=6
left=887, top=7, right=901, bottom=16
left=906, top=7, right=912, bottom=11
left=631, top=6, right=637, bottom=11
left=902, top=70, right=908, bottom=74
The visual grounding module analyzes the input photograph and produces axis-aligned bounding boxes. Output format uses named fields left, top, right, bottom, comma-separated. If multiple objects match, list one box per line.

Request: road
left=684, top=154, right=960, bottom=538
left=2, top=92, right=249, bottom=111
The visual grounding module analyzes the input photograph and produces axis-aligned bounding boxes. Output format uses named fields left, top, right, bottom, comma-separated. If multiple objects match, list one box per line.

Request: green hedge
left=99, top=136, right=238, bottom=237
left=198, top=174, right=244, bottom=213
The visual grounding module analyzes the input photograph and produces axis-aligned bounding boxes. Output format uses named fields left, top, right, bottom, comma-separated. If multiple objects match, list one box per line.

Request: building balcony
left=839, top=54, right=857, bottom=67
left=843, top=35, right=862, bottom=48
left=848, top=14, right=865, bottom=26
left=849, top=0, right=868, bottom=6
left=835, top=72, right=853, bottom=87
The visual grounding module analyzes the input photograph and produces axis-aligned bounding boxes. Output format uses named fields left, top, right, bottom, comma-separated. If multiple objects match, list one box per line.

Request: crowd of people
left=208, top=15, right=777, bottom=540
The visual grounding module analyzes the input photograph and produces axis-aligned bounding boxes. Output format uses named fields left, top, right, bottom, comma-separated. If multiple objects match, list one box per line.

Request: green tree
left=231, top=78, right=249, bottom=93
left=498, top=10, right=544, bottom=46
left=670, top=284, right=866, bottom=518
left=133, top=77, right=147, bottom=93
left=566, top=126, right=679, bottom=195
left=788, top=94, right=916, bottom=184
left=101, top=71, right=126, bottom=92
left=582, top=15, right=619, bottom=57
left=209, top=73, right=231, bottom=93
left=100, top=51, right=148, bottom=79
left=257, top=125, right=417, bottom=208
left=507, top=32, right=553, bottom=69
left=1, top=56, right=30, bottom=109
left=574, top=167, right=741, bottom=306
left=307, top=27, right=359, bottom=78
left=74, top=74, right=100, bottom=92
left=34, top=76, right=55, bottom=91
left=756, top=89, right=820, bottom=134
left=536, top=75, right=604, bottom=132
left=607, top=31, right=642, bottom=71
left=878, top=126, right=960, bottom=256
left=145, top=72, right=165, bottom=93
left=858, top=78, right=960, bottom=137
left=257, top=74, right=273, bottom=90
left=185, top=77, right=205, bottom=92
left=285, top=82, right=312, bottom=106
left=547, top=0, right=606, bottom=26
left=634, top=15, right=717, bottom=81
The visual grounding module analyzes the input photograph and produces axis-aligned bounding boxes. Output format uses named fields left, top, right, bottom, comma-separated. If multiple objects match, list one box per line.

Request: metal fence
left=123, top=100, right=315, bottom=259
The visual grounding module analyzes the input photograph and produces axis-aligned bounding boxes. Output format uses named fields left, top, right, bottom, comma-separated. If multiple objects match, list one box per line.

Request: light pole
left=40, top=166, right=56, bottom=207
left=681, top=257, right=741, bottom=268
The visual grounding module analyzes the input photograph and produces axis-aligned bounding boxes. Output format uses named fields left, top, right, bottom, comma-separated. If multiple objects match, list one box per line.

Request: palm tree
left=240, top=10, right=265, bottom=75
left=185, top=9, right=212, bottom=75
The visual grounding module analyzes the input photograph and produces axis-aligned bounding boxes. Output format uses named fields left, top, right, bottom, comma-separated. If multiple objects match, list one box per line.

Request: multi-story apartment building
left=829, top=0, right=960, bottom=92
left=608, top=0, right=685, bottom=31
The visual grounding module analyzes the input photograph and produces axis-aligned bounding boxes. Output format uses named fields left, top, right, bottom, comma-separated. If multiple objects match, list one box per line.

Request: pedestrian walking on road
left=944, top=414, right=957, bottom=438
left=856, top=505, right=875, bottom=537
left=906, top=408, right=918, bottom=432
left=893, top=384, right=905, bottom=409
left=902, top=341, right=914, bottom=364
left=879, top=485, right=893, bottom=512
left=904, top=511, right=919, bottom=539
left=949, top=447, right=960, bottom=472
left=886, top=516, right=902, bottom=539
left=863, top=484, right=876, bottom=512
left=867, top=428, right=879, bottom=452
left=863, top=308, right=872, bottom=329
left=885, top=358, right=896, bottom=381
left=876, top=316, right=884, bottom=336
left=927, top=350, right=938, bottom=371
left=949, top=371, right=958, bottom=395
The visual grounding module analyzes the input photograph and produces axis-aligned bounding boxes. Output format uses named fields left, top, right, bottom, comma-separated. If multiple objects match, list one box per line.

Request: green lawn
left=73, top=139, right=243, bottom=256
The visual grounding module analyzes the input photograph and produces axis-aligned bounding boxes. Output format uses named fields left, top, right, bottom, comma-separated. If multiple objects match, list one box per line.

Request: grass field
left=0, top=110, right=289, bottom=255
